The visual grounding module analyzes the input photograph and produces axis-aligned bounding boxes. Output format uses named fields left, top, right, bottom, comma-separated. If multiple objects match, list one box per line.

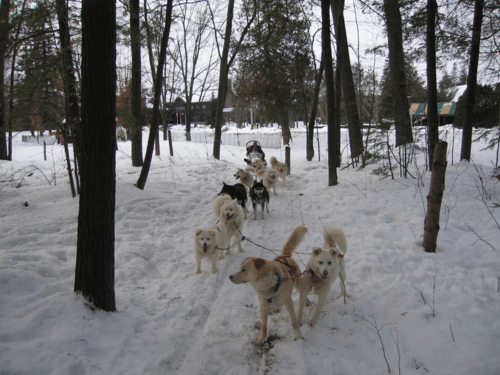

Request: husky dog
left=213, top=195, right=245, bottom=258
left=298, top=227, right=347, bottom=327
left=249, top=180, right=270, bottom=220
left=229, top=226, right=308, bottom=345
left=270, top=156, right=287, bottom=186
left=234, top=168, right=255, bottom=191
left=194, top=228, right=219, bottom=274
left=218, top=182, right=248, bottom=219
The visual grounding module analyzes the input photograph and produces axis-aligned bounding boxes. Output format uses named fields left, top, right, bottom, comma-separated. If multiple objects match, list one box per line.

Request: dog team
left=194, top=155, right=348, bottom=345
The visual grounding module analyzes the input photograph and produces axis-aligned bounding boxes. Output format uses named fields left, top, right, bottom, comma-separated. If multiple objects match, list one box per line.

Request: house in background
left=409, top=102, right=457, bottom=126
left=166, top=80, right=238, bottom=126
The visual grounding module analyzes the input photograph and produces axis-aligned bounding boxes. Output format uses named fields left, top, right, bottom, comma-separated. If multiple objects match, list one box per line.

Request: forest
left=0, top=0, right=499, bottom=310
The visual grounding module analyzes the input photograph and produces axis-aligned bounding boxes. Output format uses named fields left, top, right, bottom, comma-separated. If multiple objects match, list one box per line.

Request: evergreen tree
left=236, top=0, right=313, bottom=145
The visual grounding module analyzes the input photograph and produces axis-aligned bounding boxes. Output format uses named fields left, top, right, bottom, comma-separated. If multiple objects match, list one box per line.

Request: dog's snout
left=229, top=275, right=233, bottom=281
left=322, top=270, right=329, bottom=276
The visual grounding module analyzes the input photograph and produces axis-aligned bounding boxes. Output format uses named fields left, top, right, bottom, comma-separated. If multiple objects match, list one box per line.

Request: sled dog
left=229, top=225, right=308, bottom=345
left=213, top=195, right=245, bottom=258
left=218, top=182, right=248, bottom=219
left=260, top=169, right=278, bottom=195
left=270, top=156, right=287, bottom=186
left=252, top=158, right=266, bottom=172
left=249, top=180, right=270, bottom=220
left=234, top=168, right=255, bottom=191
left=194, top=228, right=219, bottom=274
left=298, top=227, right=347, bottom=327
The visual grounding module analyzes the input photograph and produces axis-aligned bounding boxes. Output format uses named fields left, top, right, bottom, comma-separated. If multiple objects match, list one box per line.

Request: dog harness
left=274, top=256, right=298, bottom=277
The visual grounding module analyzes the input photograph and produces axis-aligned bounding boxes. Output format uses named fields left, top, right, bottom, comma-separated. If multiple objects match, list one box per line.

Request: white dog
left=298, top=227, right=347, bottom=327
left=229, top=226, right=308, bottom=345
left=194, top=228, right=218, bottom=274
left=213, top=196, right=245, bottom=258
left=270, top=156, right=287, bottom=186
left=252, top=158, right=266, bottom=172
left=261, top=169, right=278, bottom=195
left=234, top=168, right=254, bottom=191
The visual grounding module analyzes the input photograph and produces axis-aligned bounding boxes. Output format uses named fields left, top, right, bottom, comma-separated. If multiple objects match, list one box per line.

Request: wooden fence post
left=423, top=140, right=448, bottom=253
left=285, top=144, right=291, bottom=175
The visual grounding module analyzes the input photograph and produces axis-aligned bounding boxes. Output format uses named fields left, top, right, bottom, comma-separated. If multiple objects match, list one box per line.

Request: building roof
left=410, top=102, right=457, bottom=117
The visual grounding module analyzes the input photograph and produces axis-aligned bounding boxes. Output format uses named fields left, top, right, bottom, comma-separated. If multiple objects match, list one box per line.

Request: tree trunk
left=0, top=0, right=11, bottom=160
left=383, top=0, right=413, bottom=147
left=460, top=0, right=484, bottom=161
left=330, top=0, right=363, bottom=159
left=307, top=54, right=324, bottom=161
left=56, top=0, right=79, bottom=197
left=130, top=0, right=143, bottom=166
left=427, top=0, right=439, bottom=170
left=213, top=0, right=234, bottom=160
left=322, top=0, right=338, bottom=186
left=135, top=0, right=173, bottom=189
left=423, top=141, right=447, bottom=253
left=75, top=0, right=117, bottom=311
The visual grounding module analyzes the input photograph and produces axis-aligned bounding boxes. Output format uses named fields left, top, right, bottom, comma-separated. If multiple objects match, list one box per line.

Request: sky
left=1, top=122, right=499, bottom=374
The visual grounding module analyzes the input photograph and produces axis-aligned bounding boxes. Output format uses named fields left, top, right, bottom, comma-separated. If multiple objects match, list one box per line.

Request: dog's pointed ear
left=312, top=247, right=322, bottom=256
left=329, top=248, right=338, bottom=257
left=223, top=182, right=227, bottom=186
left=209, top=229, right=217, bottom=237
left=195, top=228, right=203, bottom=236
left=253, top=258, right=266, bottom=270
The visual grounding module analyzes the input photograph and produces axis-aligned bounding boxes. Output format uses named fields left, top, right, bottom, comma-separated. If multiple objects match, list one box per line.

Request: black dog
left=249, top=180, right=270, bottom=220
left=218, top=182, right=248, bottom=219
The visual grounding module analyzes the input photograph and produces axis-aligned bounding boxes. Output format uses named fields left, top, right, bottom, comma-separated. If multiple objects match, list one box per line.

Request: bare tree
left=461, top=0, right=484, bottom=161
left=130, top=0, right=143, bottom=166
left=426, top=0, right=439, bottom=170
left=322, top=0, right=338, bottom=186
left=330, top=0, right=364, bottom=160
left=135, top=0, right=173, bottom=190
left=307, top=53, right=324, bottom=161
left=170, top=1, right=218, bottom=141
left=382, top=0, right=413, bottom=147
left=0, top=0, right=11, bottom=160
left=213, top=0, right=257, bottom=160
left=75, top=0, right=117, bottom=311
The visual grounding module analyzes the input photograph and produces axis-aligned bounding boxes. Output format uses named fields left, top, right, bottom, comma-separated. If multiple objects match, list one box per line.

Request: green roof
left=409, top=102, right=456, bottom=117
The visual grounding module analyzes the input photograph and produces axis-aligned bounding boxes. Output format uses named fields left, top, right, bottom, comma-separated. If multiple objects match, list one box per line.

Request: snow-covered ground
left=1, top=124, right=499, bottom=375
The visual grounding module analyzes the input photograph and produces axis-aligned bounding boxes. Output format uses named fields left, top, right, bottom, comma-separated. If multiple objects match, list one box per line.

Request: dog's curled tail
left=323, top=227, right=347, bottom=254
left=282, top=225, right=308, bottom=257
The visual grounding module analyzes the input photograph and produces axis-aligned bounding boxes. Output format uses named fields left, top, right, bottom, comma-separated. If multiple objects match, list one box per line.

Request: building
left=409, top=102, right=457, bottom=126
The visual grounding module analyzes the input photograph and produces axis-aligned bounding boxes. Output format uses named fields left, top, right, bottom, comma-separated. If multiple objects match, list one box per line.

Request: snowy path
left=1, top=128, right=500, bottom=374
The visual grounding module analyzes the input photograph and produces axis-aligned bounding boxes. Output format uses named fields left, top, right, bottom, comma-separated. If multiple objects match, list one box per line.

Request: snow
left=1, top=125, right=500, bottom=375
left=451, top=85, right=468, bottom=102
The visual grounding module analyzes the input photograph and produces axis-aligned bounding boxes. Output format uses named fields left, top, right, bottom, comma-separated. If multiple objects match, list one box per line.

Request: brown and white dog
left=270, top=156, right=287, bottom=186
left=298, top=227, right=347, bottom=327
left=229, top=225, right=308, bottom=345
left=234, top=168, right=255, bottom=192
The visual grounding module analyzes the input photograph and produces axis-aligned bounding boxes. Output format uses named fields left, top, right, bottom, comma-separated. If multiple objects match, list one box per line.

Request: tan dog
left=213, top=196, right=245, bottom=258
left=194, top=228, right=218, bottom=274
left=298, top=227, right=347, bottom=327
left=229, top=225, right=308, bottom=345
left=234, top=168, right=255, bottom=191
left=270, top=156, right=287, bottom=186
left=256, top=169, right=278, bottom=195
left=252, top=158, right=266, bottom=172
